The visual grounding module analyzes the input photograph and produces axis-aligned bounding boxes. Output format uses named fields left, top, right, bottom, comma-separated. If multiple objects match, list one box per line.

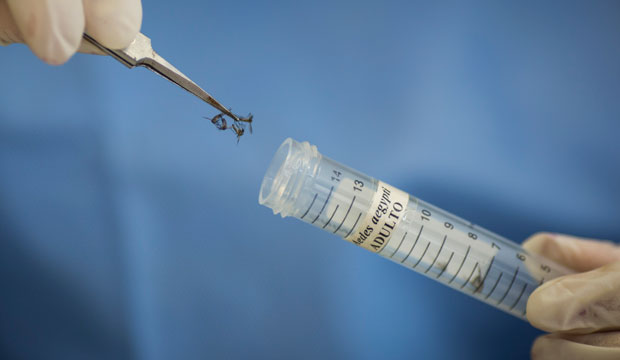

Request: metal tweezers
left=83, top=32, right=241, bottom=122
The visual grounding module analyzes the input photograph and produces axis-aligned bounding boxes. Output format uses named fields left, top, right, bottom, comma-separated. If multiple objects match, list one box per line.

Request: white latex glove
left=0, top=0, right=142, bottom=65
left=523, top=233, right=620, bottom=360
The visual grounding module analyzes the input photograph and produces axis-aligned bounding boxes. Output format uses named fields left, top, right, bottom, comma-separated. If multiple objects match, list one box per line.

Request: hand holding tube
left=524, top=233, right=620, bottom=359
left=0, top=0, right=142, bottom=65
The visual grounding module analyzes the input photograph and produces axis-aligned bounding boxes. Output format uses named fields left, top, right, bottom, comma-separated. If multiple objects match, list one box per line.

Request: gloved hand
left=523, top=233, right=620, bottom=360
left=0, top=0, right=142, bottom=65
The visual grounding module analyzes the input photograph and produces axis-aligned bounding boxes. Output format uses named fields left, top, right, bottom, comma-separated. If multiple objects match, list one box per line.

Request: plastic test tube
left=259, top=138, right=573, bottom=319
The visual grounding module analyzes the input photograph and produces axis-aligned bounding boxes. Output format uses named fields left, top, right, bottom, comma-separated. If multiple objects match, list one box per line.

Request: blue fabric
left=1, top=1, right=619, bottom=359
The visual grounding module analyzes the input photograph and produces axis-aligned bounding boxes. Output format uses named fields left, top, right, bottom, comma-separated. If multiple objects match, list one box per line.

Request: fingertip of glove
left=531, top=335, right=555, bottom=360
left=7, top=0, right=84, bottom=65
left=32, top=29, right=82, bottom=65
left=522, top=232, right=555, bottom=254
left=526, top=276, right=582, bottom=333
left=530, top=335, right=576, bottom=360
left=523, top=232, right=577, bottom=269
left=84, top=0, right=142, bottom=50
left=526, top=281, right=558, bottom=332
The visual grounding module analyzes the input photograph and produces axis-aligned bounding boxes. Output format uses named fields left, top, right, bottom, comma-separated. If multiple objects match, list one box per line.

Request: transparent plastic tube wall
left=259, top=138, right=572, bottom=319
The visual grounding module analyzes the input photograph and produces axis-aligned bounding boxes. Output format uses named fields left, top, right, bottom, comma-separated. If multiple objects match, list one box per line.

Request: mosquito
left=231, top=124, right=244, bottom=143
left=204, top=111, right=253, bottom=142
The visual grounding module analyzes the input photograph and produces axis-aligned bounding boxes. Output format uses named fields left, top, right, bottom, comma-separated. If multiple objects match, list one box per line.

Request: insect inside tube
left=204, top=112, right=254, bottom=143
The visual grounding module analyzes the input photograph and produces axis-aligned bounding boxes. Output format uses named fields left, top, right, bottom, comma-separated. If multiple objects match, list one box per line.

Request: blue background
left=1, top=1, right=619, bottom=359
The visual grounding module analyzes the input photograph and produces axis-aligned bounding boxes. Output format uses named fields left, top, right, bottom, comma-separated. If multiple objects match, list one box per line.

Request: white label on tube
left=345, top=181, right=409, bottom=253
